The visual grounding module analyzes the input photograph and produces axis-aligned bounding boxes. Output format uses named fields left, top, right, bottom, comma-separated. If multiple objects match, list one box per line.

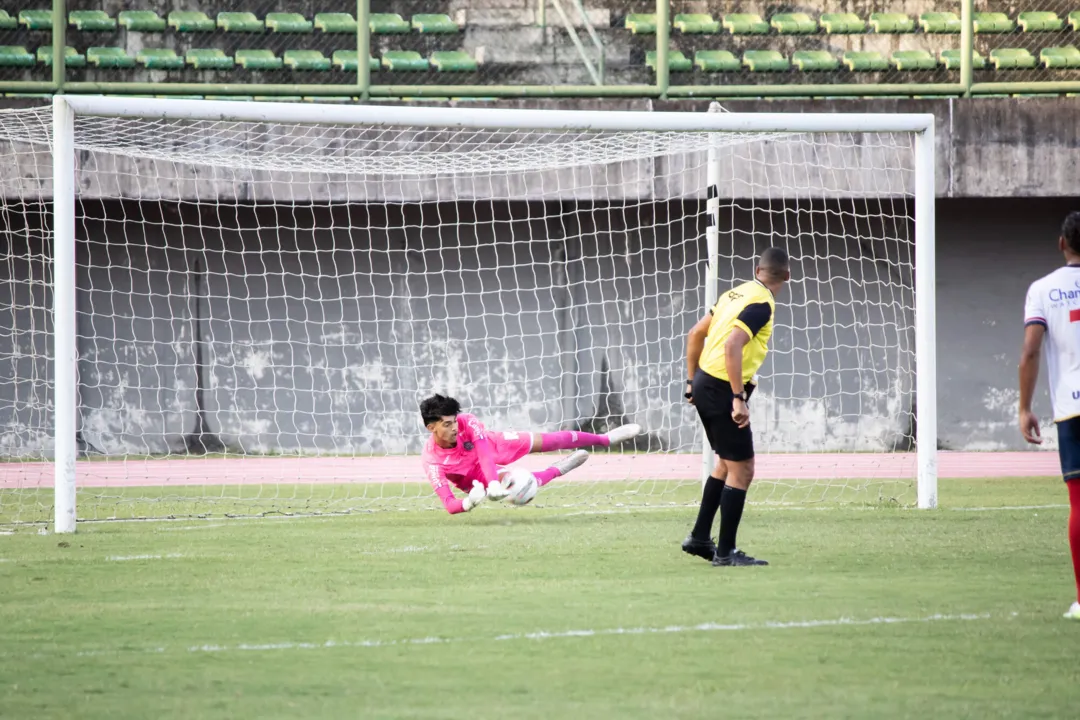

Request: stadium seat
left=431, top=50, right=477, bottom=71
left=792, top=50, right=838, bottom=71
left=69, top=10, right=115, bottom=31
left=1070, top=11, right=1080, bottom=31
left=974, top=12, right=1014, bottom=33
left=1018, top=12, right=1064, bottom=32
left=283, top=49, right=329, bottom=70
left=413, top=14, right=458, bottom=33
left=819, top=13, right=865, bottom=34
left=625, top=14, right=657, bottom=34
left=185, top=48, right=234, bottom=69
left=382, top=50, right=428, bottom=71
left=891, top=50, right=937, bottom=70
left=0, top=45, right=35, bottom=67
left=87, top=47, right=135, bottom=68
left=842, top=51, right=887, bottom=71
left=940, top=49, right=986, bottom=69
left=693, top=49, right=739, bottom=71
left=18, top=10, right=52, bottom=30
left=36, top=46, right=86, bottom=67
left=370, top=13, right=410, bottom=34
left=771, top=13, right=817, bottom=34
left=266, top=13, right=312, bottom=33
left=236, top=49, right=282, bottom=70
left=169, top=11, right=215, bottom=32
left=743, top=50, right=789, bottom=71
left=989, top=48, right=1037, bottom=68
left=217, top=12, right=263, bottom=33
left=1041, top=46, right=1080, bottom=68
left=136, top=48, right=184, bottom=70
left=646, top=50, right=692, bottom=72
left=674, top=14, right=719, bottom=34
left=869, top=13, right=914, bottom=33
left=920, top=12, right=961, bottom=33
left=118, top=11, right=165, bottom=32
left=0, top=10, right=15, bottom=30
left=724, top=14, right=769, bottom=35
left=316, top=13, right=357, bottom=34
left=331, top=50, right=378, bottom=72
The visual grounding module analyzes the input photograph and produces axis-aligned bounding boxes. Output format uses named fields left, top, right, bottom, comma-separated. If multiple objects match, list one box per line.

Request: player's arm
left=725, top=302, right=771, bottom=429
left=459, top=414, right=509, bottom=500
left=1018, top=323, right=1046, bottom=444
left=685, top=312, right=712, bottom=401
left=424, top=461, right=486, bottom=514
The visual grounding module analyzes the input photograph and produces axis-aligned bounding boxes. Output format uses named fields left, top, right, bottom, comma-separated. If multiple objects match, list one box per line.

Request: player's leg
left=528, top=424, right=642, bottom=453
left=708, top=383, right=764, bottom=567
left=1059, top=417, right=1080, bottom=619
left=532, top=450, right=589, bottom=487
left=681, top=370, right=733, bottom=561
left=683, top=456, right=727, bottom=560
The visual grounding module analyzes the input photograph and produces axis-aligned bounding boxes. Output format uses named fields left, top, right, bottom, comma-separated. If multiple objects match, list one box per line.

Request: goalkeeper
left=420, top=394, right=642, bottom=514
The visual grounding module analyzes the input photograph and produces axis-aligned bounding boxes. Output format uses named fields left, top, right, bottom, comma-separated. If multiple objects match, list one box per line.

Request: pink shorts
left=489, top=431, right=533, bottom=466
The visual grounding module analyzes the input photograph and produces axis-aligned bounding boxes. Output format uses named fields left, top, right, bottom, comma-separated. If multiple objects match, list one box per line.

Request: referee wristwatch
left=732, top=391, right=747, bottom=402
left=684, top=379, right=693, bottom=399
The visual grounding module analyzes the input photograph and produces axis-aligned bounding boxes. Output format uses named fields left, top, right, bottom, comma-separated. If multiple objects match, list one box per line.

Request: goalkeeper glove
left=462, top=481, right=487, bottom=512
left=485, top=479, right=510, bottom=501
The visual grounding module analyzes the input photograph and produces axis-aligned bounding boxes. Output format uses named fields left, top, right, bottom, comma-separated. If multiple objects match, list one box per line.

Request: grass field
left=1, top=476, right=1077, bottom=718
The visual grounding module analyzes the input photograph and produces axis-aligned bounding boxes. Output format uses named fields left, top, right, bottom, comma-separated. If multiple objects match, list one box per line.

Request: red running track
left=0, top=452, right=1062, bottom=488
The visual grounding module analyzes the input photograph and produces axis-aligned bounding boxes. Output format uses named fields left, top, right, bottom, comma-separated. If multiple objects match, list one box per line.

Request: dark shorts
left=692, top=369, right=756, bottom=463
left=1057, top=417, right=1080, bottom=482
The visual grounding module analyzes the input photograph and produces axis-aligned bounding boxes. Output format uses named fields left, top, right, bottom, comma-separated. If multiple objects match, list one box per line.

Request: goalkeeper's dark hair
left=1063, top=211, right=1080, bottom=255
left=758, top=246, right=790, bottom=281
left=420, top=394, right=461, bottom=426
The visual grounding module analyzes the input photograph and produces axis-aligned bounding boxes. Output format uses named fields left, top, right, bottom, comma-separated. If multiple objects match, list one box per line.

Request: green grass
left=1, top=477, right=1076, bottom=718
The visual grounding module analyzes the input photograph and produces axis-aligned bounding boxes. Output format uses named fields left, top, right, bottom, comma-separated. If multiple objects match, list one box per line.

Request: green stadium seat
left=185, top=48, right=234, bottom=69
left=253, top=96, right=302, bottom=102
left=431, top=50, right=477, bottom=71
left=283, top=49, right=330, bottom=70
left=69, top=10, right=115, bottom=31
left=382, top=50, right=428, bottom=71
left=413, top=14, right=458, bottom=33
left=19, top=10, right=52, bottom=30
left=118, top=11, right=166, bottom=32
left=36, top=46, right=86, bottom=67
left=0, top=10, right=16, bottom=30
left=316, top=13, right=357, bottom=34
left=819, top=13, right=865, bottom=34
left=217, top=12, right=263, bottom=32
left=891, top=50, right=937, bottom=70
left=771, top=13, right=817, bottom=34
left=743, top=50, right=789, bottom=71
left=1041, top=46, right=1080, bottom=68
left=87, top=47, right=135, bottom=68
left=674, top=14, right=719, bottom=34
left=920, top=12, right=960, bottom=33
left=693, top=49, right=739, bottom=71
left=370, top=13, right=410, bottom=34
left=724, top=14, right=769, bottom=35
left=625, top=14, right=657, bottom=34
left=0, top=45, right=35, bottom=67
left=136, top=48, right=184, bottom=70
left=1018, top=12, right=1064, bottom=32
left=331, top=50, right=378, bottom=72
left=646, top=50, right=691, bottom=72
left=236, top=49, right=282, bottom=70
left=842, top=51, right=887, bottom=71
left=169, top=11, right=215, bottom=32
left=869, top=13, right=914, bottom=33
left=974, top=13, right=1014, bottom=33
left=989, top=48, right=1036, bottom=69
left=939, top=49, right=986, bottom=69
left=792, top=50, right=838, bottom=71
left=266, top=13, right=312, bottom=33
left=1070, top=11, right=1080, bottom=31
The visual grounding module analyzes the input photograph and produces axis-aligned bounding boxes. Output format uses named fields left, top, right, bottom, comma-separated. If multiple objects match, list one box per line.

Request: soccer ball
left=502, top=468, right=538, bottom=506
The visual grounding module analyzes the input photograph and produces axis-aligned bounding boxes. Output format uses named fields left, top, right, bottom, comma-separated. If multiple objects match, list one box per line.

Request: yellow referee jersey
left=699, top=279, right=775, bottom=384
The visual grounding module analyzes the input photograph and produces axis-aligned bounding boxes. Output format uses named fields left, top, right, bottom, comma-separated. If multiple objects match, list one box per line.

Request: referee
left=681, top=247, right=790, bottom=566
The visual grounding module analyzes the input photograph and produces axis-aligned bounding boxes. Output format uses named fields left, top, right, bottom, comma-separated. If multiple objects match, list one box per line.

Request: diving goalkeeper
left=420, top=394, right=642, bottom=514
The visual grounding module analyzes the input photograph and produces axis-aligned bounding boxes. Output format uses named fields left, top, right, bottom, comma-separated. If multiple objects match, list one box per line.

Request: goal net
left=0, top=100, right=935, bottom=527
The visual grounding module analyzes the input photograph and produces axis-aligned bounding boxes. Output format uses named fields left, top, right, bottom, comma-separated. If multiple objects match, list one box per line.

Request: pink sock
left=534, top=467, right=560, bottom=487
left=539, top=430, right=609, bottom=452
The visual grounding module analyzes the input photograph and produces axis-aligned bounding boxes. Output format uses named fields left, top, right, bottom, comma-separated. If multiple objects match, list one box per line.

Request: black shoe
left=681, top=534, right=717, bottom=561
left=712, top=549, right=769, bottom=567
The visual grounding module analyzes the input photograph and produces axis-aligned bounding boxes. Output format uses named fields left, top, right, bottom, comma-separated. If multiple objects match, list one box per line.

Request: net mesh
left=0, top=105, right=918, bottom=524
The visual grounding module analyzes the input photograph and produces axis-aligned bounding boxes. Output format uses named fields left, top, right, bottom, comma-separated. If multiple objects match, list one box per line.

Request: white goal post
left=39, top=97, right=936, bottom=532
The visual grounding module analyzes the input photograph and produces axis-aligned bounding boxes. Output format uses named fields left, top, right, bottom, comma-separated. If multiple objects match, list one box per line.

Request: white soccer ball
left=502, top=468, right=538, bottom=506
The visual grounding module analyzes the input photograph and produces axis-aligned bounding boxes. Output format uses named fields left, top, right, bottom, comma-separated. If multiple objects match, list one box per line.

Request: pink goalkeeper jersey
left=421, top=414, right=532, bottom=514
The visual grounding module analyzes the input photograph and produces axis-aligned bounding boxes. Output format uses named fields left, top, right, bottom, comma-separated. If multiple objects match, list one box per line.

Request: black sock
left=691, top=476, right=725, bottom=540
left=717, top=486, right=748, bottom=558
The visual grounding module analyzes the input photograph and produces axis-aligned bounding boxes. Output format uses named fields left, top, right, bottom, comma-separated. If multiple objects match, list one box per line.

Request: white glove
left=462, top=481, right=487, bottom=512
left=485, top=479, right=510, bottom=501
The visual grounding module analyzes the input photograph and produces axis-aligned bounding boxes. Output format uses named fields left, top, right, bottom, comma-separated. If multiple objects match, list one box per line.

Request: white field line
left=105, top=553, right=184, bottom=562
left=954, top=504, right=1068, bottom=511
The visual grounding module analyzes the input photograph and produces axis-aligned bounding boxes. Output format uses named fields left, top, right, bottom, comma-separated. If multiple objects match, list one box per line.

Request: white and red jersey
left=1024, top=264, right=1080, bottom=421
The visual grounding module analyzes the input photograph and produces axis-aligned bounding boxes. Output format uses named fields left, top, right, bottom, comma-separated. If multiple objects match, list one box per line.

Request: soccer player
left=1019, top=210, right=1080, bottom=621
left=420, top=394, right=642, bottom=514
left=680, top=247, right=790, bottom=566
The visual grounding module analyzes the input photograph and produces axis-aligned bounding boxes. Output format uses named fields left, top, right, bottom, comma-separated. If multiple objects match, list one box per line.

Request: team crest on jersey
left=463, top=441, right=474, bottom=451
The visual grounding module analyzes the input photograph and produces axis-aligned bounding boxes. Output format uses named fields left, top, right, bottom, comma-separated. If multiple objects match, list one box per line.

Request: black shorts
left=692, top=369, right=756, bottom=462
left=1058, top=417, right=1080, bottom=482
